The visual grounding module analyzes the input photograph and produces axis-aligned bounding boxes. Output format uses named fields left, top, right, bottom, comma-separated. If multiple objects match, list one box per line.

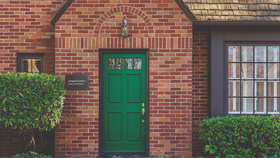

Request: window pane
left=228, top=63, right=240, bottom=79
left=32, top=59, right=41, bottom=73
left=241, top=98, right=253, bottom=114
left=117, top=58, right=124, bottom=69
left=241, top=63, right=253, bottom=79
left=241, top=81, right=253, bottom=96
left=268, top=98, right=280, bottom=114
left=255, top=64, right=266, bottom=79
left=255, top=46, right=266, bottom=62
left=134, top=58, right=142, bottom=69
left=255, top=98, right=266, bottom=114
left=228, top=98, right=240, bottom=114
left=108, top=58, right=115, bottom=69
left=268, top=46, right=279, bottom=62
left=255, top=81, right=266, bottom=97
left=268, top=64, right=279, bottom=79
left=125, top=58, right=133, bottom=69
left=228, top=81, right=240, bottom=96
left=268, top=82, right=279, bottom=97
left=228, top=46, right=240, bottom=62
left=241, top=46, right=253, bottom=62
left=23, top=59, right=32, bottom=73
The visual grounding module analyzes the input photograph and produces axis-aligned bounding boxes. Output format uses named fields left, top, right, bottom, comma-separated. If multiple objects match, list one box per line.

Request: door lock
left=142, top=108, right=145, bottom=123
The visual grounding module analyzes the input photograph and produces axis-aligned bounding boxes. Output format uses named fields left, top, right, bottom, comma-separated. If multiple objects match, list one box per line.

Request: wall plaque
left=65, top=75, right=89, bottom=90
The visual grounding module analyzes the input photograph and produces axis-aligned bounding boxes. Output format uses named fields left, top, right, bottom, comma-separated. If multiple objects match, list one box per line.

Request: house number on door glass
left=108, top=58, right=115, bottom=69
left=109, top=58, right=142, bottom=70
left=125, top=58, right=133, bottom=69
left=117, top=58, right=124, bottom=69
left=134, top=58, right=142, bottom=69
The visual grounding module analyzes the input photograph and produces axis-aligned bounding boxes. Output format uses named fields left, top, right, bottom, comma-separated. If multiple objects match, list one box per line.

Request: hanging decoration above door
left=121, top=16, right=129, bottom=38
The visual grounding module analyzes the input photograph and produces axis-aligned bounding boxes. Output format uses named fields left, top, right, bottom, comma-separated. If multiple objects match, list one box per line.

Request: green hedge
left=198, top=115, right=280, bottom=157
left=0, top=72, right=65, bottom=133
left=0, top=151, right=52, bottom=158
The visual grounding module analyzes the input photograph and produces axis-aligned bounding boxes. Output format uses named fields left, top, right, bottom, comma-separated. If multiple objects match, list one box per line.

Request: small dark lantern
left=121, top=15, right=129, bottom=38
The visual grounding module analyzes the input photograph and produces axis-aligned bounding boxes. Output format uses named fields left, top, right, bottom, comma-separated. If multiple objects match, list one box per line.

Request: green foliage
left=0, top=151, right=52, bottom=158
left=198, top=115, right=280, bottom=157
left=0, top=72, right=65, bottom=133
left=14, top=151, right=52, bottom=158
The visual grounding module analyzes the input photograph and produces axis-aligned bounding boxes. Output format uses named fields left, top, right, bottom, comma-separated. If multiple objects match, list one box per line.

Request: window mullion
left=253, top=46, right=255, bottom=114
left=233, top=48, right=237, bottom=112
left=266, top=46, right=268, bottom=115
left=239, top=46, right=242, bottom=114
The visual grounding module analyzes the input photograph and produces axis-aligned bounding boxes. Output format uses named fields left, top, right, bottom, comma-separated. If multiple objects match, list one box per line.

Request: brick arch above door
left=95, top=6, right=155, bottom=36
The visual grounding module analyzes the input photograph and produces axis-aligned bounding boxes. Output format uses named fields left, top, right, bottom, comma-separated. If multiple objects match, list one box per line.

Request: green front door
left=103, top=53, right=146, bottom=153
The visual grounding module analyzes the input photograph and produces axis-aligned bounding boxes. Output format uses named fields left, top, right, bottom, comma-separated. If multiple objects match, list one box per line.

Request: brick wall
left=192, top=29, right=209, bottom=156
left=0, top=0, right=65, bottom=74
left=54, top=1, right=193, bottom=157
left=0, top=130, right=21, bottom=156
left=0, top=0, right=64, bottom=156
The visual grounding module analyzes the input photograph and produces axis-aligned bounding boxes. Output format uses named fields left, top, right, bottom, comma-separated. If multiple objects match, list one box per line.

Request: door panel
left=127, top=112, right=141, bottom=142
left=108, top=112, right=122, bottom=142
left=108, top=74, right=123, bottom=103
left=103, top=54, right=146, bottom=153
left=127, top=75, right=141, bottom=103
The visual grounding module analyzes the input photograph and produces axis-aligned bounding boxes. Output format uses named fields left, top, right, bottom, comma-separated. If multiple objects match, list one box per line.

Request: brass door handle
left=142, top=108, right=145, bottom=122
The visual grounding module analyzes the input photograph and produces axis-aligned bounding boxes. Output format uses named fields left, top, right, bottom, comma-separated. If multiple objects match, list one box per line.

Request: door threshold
left=99, top=153, right=149, bottom=158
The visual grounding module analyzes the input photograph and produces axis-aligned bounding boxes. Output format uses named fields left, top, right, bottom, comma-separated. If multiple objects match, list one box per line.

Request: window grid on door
left=108, top=58, right=142, bottom=70
left=228, top=45, right=280, bottom=115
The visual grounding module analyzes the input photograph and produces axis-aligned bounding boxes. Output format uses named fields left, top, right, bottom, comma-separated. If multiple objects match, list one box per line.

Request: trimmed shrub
left=0, top=72, right=65, bottom=133
left=0, top=72, right=65, bottom=152
left=198, top=115, right=280, bottom=157
left=0, top=151, right=52, bottom=158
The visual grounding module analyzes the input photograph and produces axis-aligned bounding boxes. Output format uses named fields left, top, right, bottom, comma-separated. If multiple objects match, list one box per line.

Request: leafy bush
left=14, top=151, right=52, bottom=158
left=198, top=115, right=280, bottom=157
left=0, top=72, right=65, bottom=152
left=0, top=72, right=65, bottom=133
left=0, top=151, right=52, bottom=158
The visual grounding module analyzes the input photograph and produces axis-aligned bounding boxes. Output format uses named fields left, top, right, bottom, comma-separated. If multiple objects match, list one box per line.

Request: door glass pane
left=228, top=98, right=240, bottom=113
left=32, top=59, right=41, bottom=73
left=268, top=82, right=279, bottom=97
left=228, top=81, right=240, bottom=96
left=268, top=98, right=280, bottom=114
left=255, top=46, right=266, bottom=62
left=255, top=81, right=266, bottom=97
left=268, top=64, right=279, bottom=79
left=125, top=58, right=133, bottom=69
left=255, top=98, right=266, bottom=114
left=134, top=58, right=142, bottom=69
left=228, top=63, right=240, bottom=79
left=228, top=46, right=240, bottom=62
left=117, top=58, right=124, bottom=69
left=23, top=59, right=32, bottom=73
left=108, top=58, right=115, bottom=69
left=241, top=81, right=253, bottom=96
left=241, top=46, right=253, bottom=62
left=255, top=64, right=266, bottom=79
left=268, top=46, right=279, bottom=62
left=242, top=98, right=253, bottom=114
left=241, top=63, right=253, bottom=79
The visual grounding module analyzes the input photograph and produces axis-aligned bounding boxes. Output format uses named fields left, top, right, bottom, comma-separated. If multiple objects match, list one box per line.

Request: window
left=108, top=58, right=142, bottom=70
left=227, top=45, right=280, bottom=115
left=17, top=54, right=45, bottom=73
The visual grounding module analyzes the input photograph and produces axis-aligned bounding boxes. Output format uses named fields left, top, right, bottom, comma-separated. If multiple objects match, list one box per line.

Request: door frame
left=99, top=49, right=150, bottom=156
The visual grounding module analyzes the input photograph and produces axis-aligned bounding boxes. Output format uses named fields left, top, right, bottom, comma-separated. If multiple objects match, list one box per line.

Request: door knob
left=142, top=108, right=145, bottom=122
